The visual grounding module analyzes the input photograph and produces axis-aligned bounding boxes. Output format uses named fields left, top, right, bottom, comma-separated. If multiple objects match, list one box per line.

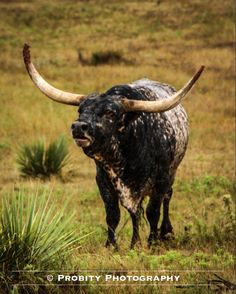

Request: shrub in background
left=16, top=136, right=69, bottom=179
left=77, top=49, right=131, bottom=66
left=0, top=189, right=88, bottom=292
left=91, top=50, right=123, bottom=65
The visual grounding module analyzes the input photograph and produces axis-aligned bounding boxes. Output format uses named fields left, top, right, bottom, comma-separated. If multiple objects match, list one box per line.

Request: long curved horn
left=23, top=44, right=86, bottom=106
left=120, top=66, right=205, bottom=113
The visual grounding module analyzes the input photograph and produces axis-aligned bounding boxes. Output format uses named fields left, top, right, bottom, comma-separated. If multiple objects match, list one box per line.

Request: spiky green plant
left=0, top=189, right=86, bottom=269
left=0, top=189, right=89, bottom=291
left=16, top=136, right=69, bottom=178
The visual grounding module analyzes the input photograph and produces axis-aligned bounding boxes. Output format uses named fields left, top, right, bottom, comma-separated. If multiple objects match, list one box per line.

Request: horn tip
left=23, top=43, right=31, bottom=65
left=200, top=65, right=205, bottom=72
left=192, top=65, right=205, bottom=84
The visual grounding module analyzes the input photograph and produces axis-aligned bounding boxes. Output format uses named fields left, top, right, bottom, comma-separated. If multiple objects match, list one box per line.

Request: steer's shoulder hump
left=130, top=79, right=176, bottom=100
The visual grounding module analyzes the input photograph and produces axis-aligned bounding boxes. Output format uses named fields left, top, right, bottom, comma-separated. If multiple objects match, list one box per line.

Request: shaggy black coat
left=72, top=79, right=188, bottom=248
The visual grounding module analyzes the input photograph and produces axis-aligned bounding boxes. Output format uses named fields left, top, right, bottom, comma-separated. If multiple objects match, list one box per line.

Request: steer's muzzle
left=71, top=121, right=92, bottom=148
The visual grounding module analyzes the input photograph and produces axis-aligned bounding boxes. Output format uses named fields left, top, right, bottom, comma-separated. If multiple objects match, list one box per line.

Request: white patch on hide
left=107, top=168, right=140, bottom=213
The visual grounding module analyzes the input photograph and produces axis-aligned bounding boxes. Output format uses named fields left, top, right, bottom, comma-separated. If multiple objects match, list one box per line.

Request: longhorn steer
left=23, top=44, right=204, bottom=249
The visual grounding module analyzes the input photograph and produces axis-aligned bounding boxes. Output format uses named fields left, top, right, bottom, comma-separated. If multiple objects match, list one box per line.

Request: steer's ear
left=124, top=112, right=139, bottom=127
left=118, top=112, right=139, bottom=133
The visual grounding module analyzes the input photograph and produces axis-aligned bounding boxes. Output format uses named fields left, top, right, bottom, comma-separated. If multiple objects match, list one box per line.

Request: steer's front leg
left=96, top=166, right=120, bottom=249
left=104, top=201, right=120, bottom=249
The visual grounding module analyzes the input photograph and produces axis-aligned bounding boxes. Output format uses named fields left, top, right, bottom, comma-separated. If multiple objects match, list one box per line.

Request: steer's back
left=131, top=79, right=188, bottom=162
left=105, top=78, right=189, bottom=195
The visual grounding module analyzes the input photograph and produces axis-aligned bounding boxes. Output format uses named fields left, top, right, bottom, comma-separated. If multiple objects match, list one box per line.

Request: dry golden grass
left=0, top=0, right=235, bottom=292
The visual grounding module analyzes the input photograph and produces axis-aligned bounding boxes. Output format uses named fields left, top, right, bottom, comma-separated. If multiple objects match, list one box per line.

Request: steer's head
left=71, top=94, right=125, bottom=152
left=23, top=44, right=204, bottom=154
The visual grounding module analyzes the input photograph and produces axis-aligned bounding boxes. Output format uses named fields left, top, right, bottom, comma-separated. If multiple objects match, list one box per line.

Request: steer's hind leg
left=160, top=188, right=174, bottom=240
left=146, top=192, right=162, bottom=247
left=129, top=205, right=142, bottom=249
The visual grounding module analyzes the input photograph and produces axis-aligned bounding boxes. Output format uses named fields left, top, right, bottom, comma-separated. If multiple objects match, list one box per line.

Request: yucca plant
left=0, top=189, right=89, bottom=291
left=16, top=136, right=69, bottom=178
left=0, top=190, right=84, bottom=269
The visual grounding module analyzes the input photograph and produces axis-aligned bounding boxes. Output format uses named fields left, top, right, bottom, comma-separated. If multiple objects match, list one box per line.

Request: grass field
left=0, top=0, right=235, bottom=293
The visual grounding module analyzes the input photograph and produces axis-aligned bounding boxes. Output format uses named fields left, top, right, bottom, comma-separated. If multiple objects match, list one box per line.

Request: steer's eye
left=104, top=110, right=115, bottom=119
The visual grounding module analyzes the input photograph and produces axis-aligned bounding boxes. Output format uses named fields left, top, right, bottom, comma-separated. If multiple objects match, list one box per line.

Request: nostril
left=81, top=124, right=88, bottom=132
left=71, top=121, right=89, bottom=133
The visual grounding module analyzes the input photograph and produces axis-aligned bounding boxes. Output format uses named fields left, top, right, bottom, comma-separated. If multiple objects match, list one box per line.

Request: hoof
left=105, top=240, right=119, bottom=251
left=160, top=222, right=173, bottom=240
left=130, top=238, right=141, bottom=250
left=160, top=232, right=175, bottom=241
left=147, top=233, right=158, bottom=248
left=148, top=239, right=158, bottom=248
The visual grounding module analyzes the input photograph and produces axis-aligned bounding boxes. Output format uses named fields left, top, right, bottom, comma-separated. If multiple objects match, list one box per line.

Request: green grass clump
left=0, top=189, right=86, bottom=292
left=177, top=193, right=235, bottom=251
left=175, top=175, right=233, bottom=198
left=16, top=136, right=69, bottom=179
